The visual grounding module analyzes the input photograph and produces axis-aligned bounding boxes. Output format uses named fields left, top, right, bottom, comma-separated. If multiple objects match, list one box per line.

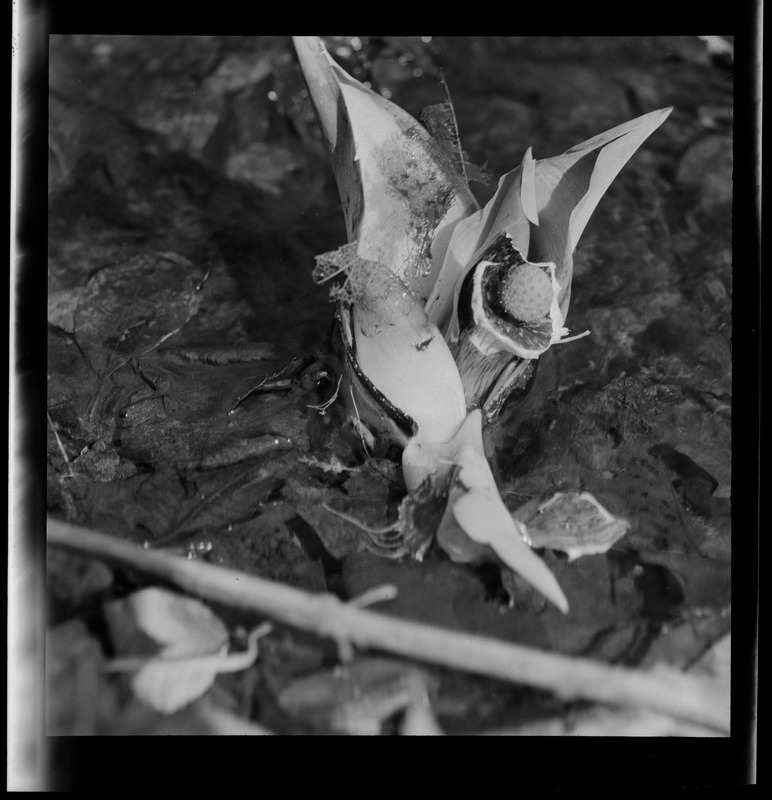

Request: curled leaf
left=527, top=107, right=673, bottom=317
left=426, top=150, right=533, bottom=334
left=433, top=107, right=672, bottom=325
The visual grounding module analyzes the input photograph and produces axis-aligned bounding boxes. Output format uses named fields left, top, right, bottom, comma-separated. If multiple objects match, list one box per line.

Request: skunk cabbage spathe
left=293, top=36, right=670, bottom=613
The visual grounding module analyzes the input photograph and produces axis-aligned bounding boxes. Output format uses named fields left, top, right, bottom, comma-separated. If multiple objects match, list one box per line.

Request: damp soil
left=45, top=36, right=733, bottom=737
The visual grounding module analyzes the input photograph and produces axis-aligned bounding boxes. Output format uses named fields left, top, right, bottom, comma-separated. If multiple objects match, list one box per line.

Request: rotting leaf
left=420, top=98, right=490, bottom=189
left=48, top=286, right=84, bottom=333
left=649, top=442, right=718, bottom=517
left=61, top=469, right=189, bottom=541
left=46, top=619, right=115, bottom=735
left=47, top=547, right=114, bottom=615
left=518, top=490, right=631, bottom=561
left=70, top=438, right=137, bottom=482
left=638, top=609, right=731, bottom=672
left=395, top=465, right=457, bottom=559
left=284, top=469, right=395, bottom=560
left=636, top=550, right=731, bottom=610
left=276, top=656, right=440, bottom=735
left=152, top=460, right=285, bottom=546
left=74, top=252, right=205, bottom=379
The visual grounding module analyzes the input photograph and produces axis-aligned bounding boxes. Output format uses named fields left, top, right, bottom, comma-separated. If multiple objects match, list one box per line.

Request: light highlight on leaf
left=103, top=588, right=269, bottom=715
left=293, top=36, right=478, bottom=303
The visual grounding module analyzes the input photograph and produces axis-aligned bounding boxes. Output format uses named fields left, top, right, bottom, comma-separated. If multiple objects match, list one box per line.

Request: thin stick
left=47, top=412, right=75, bottom=478
left=438, top=69, right=468, bottom=186
left=47, top=517, right=730, bottom=733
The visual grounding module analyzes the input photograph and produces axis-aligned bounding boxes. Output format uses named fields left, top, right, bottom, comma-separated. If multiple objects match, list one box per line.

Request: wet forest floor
left=43, top=36, right=738, bottom=747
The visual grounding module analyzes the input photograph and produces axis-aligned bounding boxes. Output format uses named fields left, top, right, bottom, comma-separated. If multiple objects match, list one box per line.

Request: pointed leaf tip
left=292, top=36, right=343, bottom=151
left=566, top=107, right=672, bottom=251
left=452, top=490, right=569, bottom=613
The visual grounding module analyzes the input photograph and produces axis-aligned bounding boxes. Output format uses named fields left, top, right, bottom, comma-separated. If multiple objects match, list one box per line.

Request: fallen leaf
left=47, top=547, right=114, bottom=613
left=48, top=287, right=84, bottom=333
left=520, top=490, right=631, bottom=561
left=46, top=619, right=116, bottom=735
left=74, top=252, right=204, bottom=377
left=277, top=657, right=439, bottom=735
left=125, top=587, right=229, bottom=654
left=637, top=551, right=731, bottom=610
left=688, top=632, right=731, bottom=690
left=638, top=609, right=731, bottom=672
left=482, top=704, right=724, bottom=737
left=104, top=587, right=230, bottom=714
left=130, top=657, right=228, bottom=716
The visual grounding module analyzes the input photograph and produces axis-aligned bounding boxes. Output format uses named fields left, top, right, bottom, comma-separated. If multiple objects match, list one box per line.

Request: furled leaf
left=429, top=108, right=671, bottom=327
left=528, top=107, right=672, bottom=315
left=426, top=153, right=532, bottom=334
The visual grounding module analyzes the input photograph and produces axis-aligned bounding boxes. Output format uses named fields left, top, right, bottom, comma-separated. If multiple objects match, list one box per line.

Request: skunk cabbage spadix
left=293, top=36, right=670, bottom=613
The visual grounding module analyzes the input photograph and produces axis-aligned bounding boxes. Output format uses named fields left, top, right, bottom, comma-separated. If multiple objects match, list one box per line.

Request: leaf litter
left=44, top=35, right=737, bottom=739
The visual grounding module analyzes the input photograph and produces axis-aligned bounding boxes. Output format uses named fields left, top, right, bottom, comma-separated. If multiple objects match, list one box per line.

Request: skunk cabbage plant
left=293, top=36, right=670, bottom=613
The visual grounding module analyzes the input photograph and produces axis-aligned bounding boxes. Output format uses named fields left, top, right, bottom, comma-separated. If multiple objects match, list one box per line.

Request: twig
left=46, top=412, right=75, bottom=478
left=438, top=69, right=468, bottom=186
left=47, top=517, right=730, bottom=733
left=478, top=706, right=725, bottom=737
left=103, top=622, right=274, bottom=674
